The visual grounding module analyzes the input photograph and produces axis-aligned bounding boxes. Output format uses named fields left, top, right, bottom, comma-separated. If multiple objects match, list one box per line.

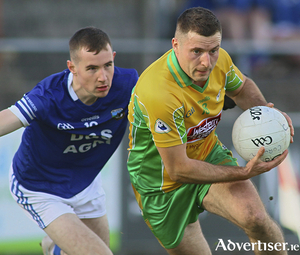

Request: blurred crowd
left=179, top=0, right=300, bottom=77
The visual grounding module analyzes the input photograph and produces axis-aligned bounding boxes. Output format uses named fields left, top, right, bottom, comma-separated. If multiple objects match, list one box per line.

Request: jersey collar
left=67, top=72, right=79, bottom=101
left=167, top=49, right=193, bottom=88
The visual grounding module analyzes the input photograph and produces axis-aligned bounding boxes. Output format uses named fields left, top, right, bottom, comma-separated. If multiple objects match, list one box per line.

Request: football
left=232, top=106, right=290, bottom=162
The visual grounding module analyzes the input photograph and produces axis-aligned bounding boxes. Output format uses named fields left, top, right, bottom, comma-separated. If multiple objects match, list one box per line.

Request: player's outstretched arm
left=0, top=109, right=23, bottom=136
left=158, top=143, right=238, bottom=184
left=157, top=143, right=281, bottom=185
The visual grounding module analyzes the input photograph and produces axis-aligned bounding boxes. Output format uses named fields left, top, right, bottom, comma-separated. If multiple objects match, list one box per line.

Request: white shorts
left=9, top=166, right=106, bottom=229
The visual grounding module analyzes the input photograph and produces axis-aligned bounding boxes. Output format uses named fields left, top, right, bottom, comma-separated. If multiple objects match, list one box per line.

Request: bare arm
left=226, top=74, right=267, bottom=111
left=157, top=143, right=288, bottom=184
left=0, top=109, right=24, bottom=136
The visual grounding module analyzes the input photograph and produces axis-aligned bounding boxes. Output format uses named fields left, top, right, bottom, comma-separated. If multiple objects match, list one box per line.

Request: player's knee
left=241, top=206, right=270, bottom=234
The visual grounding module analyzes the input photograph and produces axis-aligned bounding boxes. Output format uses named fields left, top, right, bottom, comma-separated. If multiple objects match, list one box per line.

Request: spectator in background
left=271, top=0, right=300, bottom=40
left=269, top=0, right=300, bottom=71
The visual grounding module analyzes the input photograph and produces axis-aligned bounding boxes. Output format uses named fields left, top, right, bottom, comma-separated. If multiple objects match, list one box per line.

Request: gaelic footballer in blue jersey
left=0, top=27, right=138, bottom=255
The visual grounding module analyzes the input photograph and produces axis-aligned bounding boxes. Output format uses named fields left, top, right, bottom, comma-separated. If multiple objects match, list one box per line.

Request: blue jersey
left=9, top=66, right=138, bottom=198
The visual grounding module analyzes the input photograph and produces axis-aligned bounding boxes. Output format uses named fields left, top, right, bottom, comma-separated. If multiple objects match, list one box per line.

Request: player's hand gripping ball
left=232, top=106, right=290, bottom=162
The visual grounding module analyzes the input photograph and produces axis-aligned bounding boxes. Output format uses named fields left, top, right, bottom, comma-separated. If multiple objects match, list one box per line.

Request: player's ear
left=172, top=37, right=181, bottom=57
left=172, top=38, right=178, bottom=51
left=67, top=60, right=76, bottom=75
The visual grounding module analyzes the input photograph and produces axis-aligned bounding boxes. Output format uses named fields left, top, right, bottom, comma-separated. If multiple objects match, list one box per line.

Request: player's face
left=68, top=44, right=116, bottom=105
left=172, top=31, right=221, bottom=87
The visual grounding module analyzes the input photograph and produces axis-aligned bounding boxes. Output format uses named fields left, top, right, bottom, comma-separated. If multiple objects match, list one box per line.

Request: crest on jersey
left=111, top=108, right=125, bottom=120
left=155, top=119, right=171, bottom=133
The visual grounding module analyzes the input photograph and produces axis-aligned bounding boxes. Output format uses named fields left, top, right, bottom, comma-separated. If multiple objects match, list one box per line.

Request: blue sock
left=53, top=245, right=61, bottom=255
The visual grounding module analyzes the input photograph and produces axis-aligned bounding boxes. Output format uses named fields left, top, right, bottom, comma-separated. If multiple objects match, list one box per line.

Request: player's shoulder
left=111, top=66, right=138, bottom=97
left=28, top=69, right=69, bottom=99
left=36, top=69, right=69, bottom=91
left=113, top=66, right=139, bottom=84
left=133, top=50, right=179, bottom=104
left=111, top=66, right=138, bottom=96
left=136, top=50, right=171, bottom=89
left=114, top=66, right=138, bottom=75
left=217, top=48, right=232, bottom=65
left=214, top=48, right=234, bottom=73
left=140, top=50, right=170, bottom=78
left=40, top=69, right=69, bottom=85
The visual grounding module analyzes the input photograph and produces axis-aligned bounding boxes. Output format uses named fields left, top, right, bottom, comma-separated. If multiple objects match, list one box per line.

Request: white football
left=232, top=106, right=290, bottom=162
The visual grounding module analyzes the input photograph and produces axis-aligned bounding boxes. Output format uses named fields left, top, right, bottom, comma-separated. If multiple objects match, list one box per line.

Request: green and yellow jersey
left=127, top=48, right=243, bottom=197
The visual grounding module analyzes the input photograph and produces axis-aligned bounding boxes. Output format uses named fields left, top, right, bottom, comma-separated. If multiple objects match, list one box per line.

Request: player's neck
left=71, top=82, right=98, bottom=105
left=192, top=80, right=207, bottom=88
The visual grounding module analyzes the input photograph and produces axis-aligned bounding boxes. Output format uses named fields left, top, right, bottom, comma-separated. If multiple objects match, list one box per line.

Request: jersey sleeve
left=10, top=83, right=50, bottom=125
left=8, top=105, right=30, bottom=126
left=225, top=63, right=243, bottom=91
left=218, top=49, right=244, bottom=92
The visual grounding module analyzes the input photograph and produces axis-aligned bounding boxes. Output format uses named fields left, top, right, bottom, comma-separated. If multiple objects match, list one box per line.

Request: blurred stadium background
left=0, top=0, right=299, bottom=254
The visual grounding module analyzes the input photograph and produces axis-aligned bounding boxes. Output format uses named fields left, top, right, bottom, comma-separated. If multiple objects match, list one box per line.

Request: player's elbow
left=167, top=165, right=187, bottom=183
left=168, top=172, right=181, bottom=182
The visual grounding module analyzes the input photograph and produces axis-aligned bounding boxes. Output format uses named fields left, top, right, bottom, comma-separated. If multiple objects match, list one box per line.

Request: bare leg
left=203, top=180, right=287, bottom=255
left=81, top=214, right=110, bottom=247
left=166, top=220, right=211, bottom=255
left=44, top=213, right=112, bottom=255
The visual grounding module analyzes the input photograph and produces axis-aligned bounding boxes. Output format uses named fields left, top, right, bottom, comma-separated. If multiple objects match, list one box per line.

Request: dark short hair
left=69, top=26, right=112, bottom=62
left=176, top=7, right=222, bottom=37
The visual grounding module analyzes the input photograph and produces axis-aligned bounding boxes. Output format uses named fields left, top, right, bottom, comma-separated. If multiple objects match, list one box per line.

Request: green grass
left=0, top=239, right=43, bottom=254
left=0, top=232, right=120, bottom=254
